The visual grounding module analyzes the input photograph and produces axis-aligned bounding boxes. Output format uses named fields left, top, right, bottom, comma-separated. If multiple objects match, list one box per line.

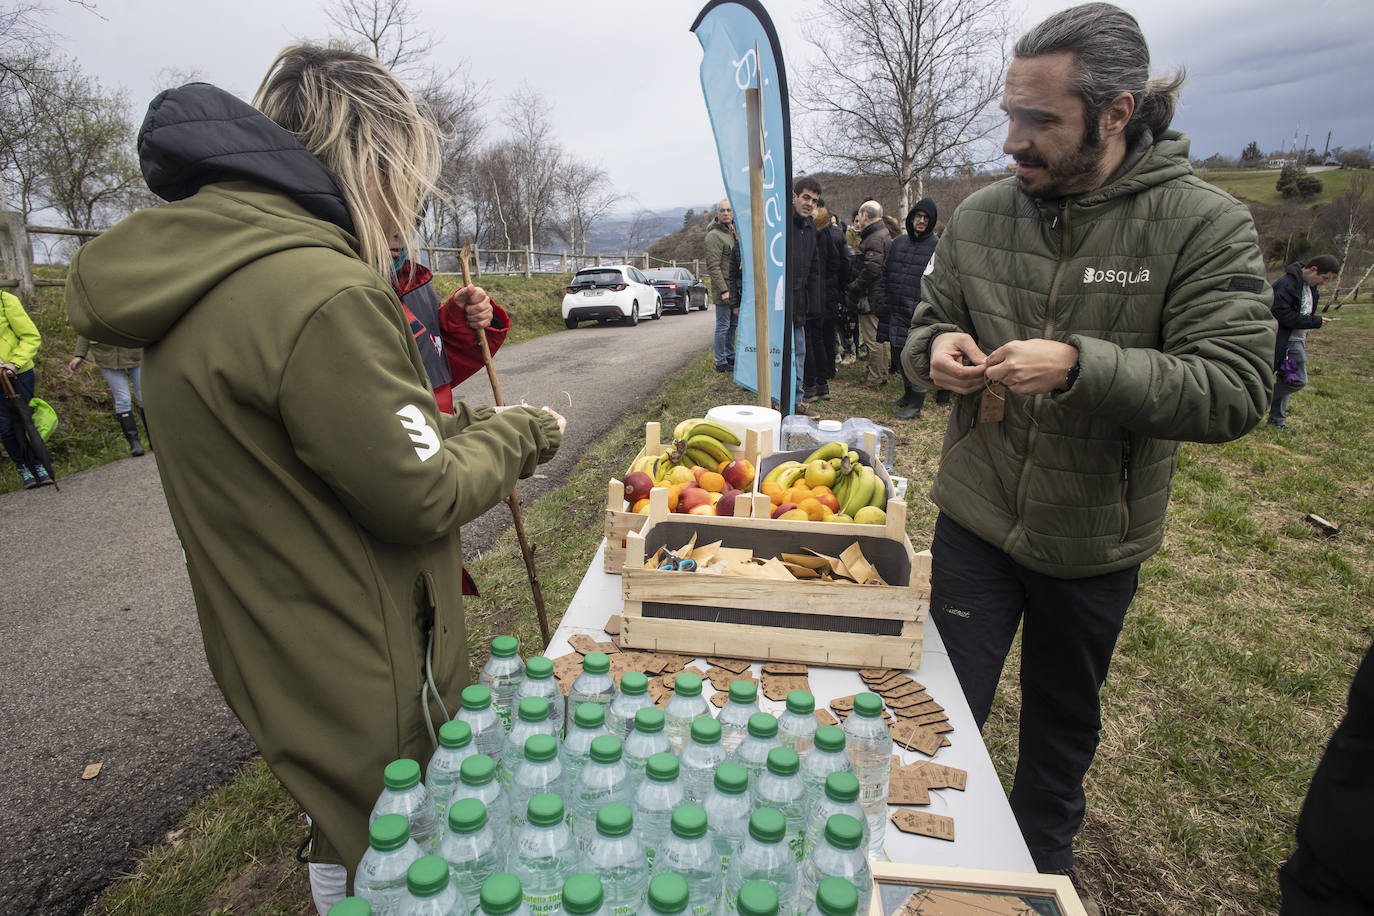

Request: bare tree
left=554, top=159, right=621, bottom=256
left=623, top=208, right=658, bottom=256
left=1317, top=172, right=1374, bottom=306
left=322, top=0, right=432, bottom=73
left=795, top=0, right=1009, bottom=215
left=504, top=85, right=563, bottom=257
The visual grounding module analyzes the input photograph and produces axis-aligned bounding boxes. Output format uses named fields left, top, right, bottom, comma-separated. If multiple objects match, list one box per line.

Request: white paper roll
left=705, top=404, right=782, bottom=452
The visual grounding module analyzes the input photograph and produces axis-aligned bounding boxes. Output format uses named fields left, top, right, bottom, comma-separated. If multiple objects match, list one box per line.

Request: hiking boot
left=894, top=403, right=922, bottom=420
left=18, top=465, right=38, bottom=489
left=1267, top=417, right=1293, bottom=434
left=118, top=412, right=146, bottom=456
left=33, top=465, right=53, bottom=487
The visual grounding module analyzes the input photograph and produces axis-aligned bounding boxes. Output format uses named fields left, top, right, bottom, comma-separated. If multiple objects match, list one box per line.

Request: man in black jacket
left=846, top=200, right=892, bottom=388
left=788, top=177, right=823, bottom=415
left=884, top=199, right=949, bottom=419
left=1268, top=255, right=1337, bottom=433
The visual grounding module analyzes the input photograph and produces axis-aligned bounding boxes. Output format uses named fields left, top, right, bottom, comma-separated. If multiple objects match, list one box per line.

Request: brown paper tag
left=568, top=634, right=599, bottom=655
left=710, top=691, right=729, bottom=708
left=892, top=721, right=945, bottom=756
left=882, top=682, right=927, bottom=703
left=887, top=768, right=931, bottom=805
left=815, top=709, right=838, bottom=727
left=905, top=760, right=968, bottom=791
left=901, top=699, right=944, bottom=718
left=860, top=667, right=902, bottom=683
left=603, top=614, right=622, bottom=635
left=707, top=657, right=751, bottom=674
left=655, top=653, right=695, bottom=673
left=761, top=674, right=811, bottom=701
left=978, top=383, right=1006, bottom=424
left=871, top=672, right=919, bottom=693
left=829, top=694, right=856, bottom=711
left=648, top=677, right=673, bottom=705
left=891, top=809, right=955, bottom=841
left=885, top=689, right=932, bottom=709
left=707, top=667, right=756, bottom=690
left=909, top=710, right=949, bottom=727
left=761, top=662, right=808, bottom=676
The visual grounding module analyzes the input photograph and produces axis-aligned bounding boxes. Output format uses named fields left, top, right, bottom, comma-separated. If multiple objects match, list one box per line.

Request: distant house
left=1266, top=158, right=1295, bottom=169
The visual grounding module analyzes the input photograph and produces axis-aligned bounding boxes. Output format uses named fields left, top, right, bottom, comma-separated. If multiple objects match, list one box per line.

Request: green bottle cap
left=438, top=719, right=473, bottom=749
left=525, top=655, right=553, bottom=680
left=714, top=762, right=749, bottom=795
left=824, top=813, right=864, bottom=850
left=589, top=734, right=623, bottom=764
left=405, top=855, right=450, bottom=897
left=825, top=770, right=861, bottom=804
left=813, top=724, right=845, bottom=753
left=853, top=692, right=884, bottom=717
left=447, top=797, right=487, bottom=834
left=765, top=746, right=799, bottom=776
left=690, top=716, right=722, bottom=745
left=785, top=689, right=815, bottom=714
left=728, top=679, right=758, bottom=703
left=461, top=684, right=492, bottom=711
left=527, top=792, right=565, bottom=827
left=524, top=733, right=558, bottom=763
left=747, top=807, right=786, bottom=844
left=648, top=872, right=690, bottom=913
left=670, top=803, right=708, bottom=839
left=479, top=873, right=523, bottom=915
left=460, top=753, right=496, bottom=786
left=517, top=695, right=549, bottom=722
left=635, top=706, right=665, bottom=733
left=646, top=752, right=679, bottom=782
left=595, top=802, right=633, bottom=837
left=560, top=874, right=605, bottom=914
left=382, top=758, right=421, bottom=790
left=368, top=813, right=410, bottom=851
left=674, top=672, right=702, bottom=697
left=737, top=879, right=780, bottom=916
left=574, top=703, right=606, bottom=729
left=327, top=899, right=373, bottom=916
left=747, top=712, right=778, bottom=739
left=816, top=876, right=860, bottom=916
left=582, top=651, right=610, bottom=674
left=491, top=635, right=519, bottom=657
left=620, top=671, right=649, bottom=695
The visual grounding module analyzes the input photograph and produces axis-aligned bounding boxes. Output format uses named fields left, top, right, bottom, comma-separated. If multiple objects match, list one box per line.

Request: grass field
left=94, top=301, right=1372, bottom=915
left=1199, top=166, right=1362, bottom=206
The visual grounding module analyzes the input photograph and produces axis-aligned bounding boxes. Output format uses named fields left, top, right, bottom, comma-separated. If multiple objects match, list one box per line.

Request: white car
left=561, top=265, right=662, bottom=328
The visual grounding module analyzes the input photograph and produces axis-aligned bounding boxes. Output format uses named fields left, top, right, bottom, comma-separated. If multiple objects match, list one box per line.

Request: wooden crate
left=620, top=491, right=930, bottom=669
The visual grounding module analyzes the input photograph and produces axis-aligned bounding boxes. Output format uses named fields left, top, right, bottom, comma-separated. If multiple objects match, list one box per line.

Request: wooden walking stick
left=459, top=238, right=552, bottom=648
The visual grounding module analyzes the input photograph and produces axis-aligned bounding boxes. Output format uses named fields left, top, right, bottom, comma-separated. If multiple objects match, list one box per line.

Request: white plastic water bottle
left=736, top=880, right=781, bottom=916
left=731, top=712, right=781, bottom=791
left=717, top=681, right=759, bottom=754
left=372, top=759, right=441, bottom=851
left=801, top=876, right=859, bottom=916
left=776, top=690, right=818, bottom=761
left=328, top=899, right=374, bottom=916
left=622, top=706, right=671, bottom=788
left=510, top=733, right=569, bottom=835
left=799, top=726, right=851, bottom=803
left=723, top=809, right=797, bottom=916
left=355, top=813, right=424, bottom=916
left=663, top=672, right=710, bottom=753
left=427, top=719, right=479, bottom=826
left=554, top=874, right=611, bottom=916
left=605, top=671, right=653, bottom=739
left=753, top=747, right=807, bottom=862
left=402, top=854, right=466, bottom=915
left=561, top=703, right=609, bottom=796
left=510, top=793, right=580, bottom=916
left=515, top=656, right=566, bottom=738
left=502, top=696, right=557, bottom=788
left=437, top=797, right=503, bottom=910
left=803, top=771, right=870, bottom=861
left=479, top=636, right=525, bottom=732
left=457, top=685, right=505, bottom=760
left=582, top=802, right=649, bottom=916
left=841, top=692, right=891, bottom=857
left=799, top=814, right=871, bottom=916
left=569, top=735, right=632, bottom=844
left=702, top=762, right=752, bottom=880
left=677, top=717, right=728, bottom=804
left=478, top=873, right=532, bottom=916
left=450, top=755, right=510, bottom=852
left=651, top=804, right=722, bottom=916
left=567, top=652, right=616, bottom=721
left=645, top=872, right=690, bottom=916
left=632, top=752, right=685, bottom=868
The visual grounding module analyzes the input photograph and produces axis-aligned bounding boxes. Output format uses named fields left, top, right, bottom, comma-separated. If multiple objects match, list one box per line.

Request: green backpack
left=29, top=397, right=58, bottom=440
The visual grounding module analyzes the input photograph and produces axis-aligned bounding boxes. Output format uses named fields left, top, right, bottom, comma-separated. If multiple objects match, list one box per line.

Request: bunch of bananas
left=762, top=440, right=889, bottom=520
left=628, top=418, right=742, bottom=483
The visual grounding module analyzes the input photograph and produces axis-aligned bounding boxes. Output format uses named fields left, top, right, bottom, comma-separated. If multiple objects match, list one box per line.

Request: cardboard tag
left=860, top=667, right=902, bottom=683
left=593, top=641, right=620, bottom=655
left=979, top=383, right=1006, bottom=424
left=762, top=674, right=811, bottom=701
left=761, top=662, right=808, bottom=676
left=891, top=809, right=955, bottom=841
left=901, top=699, right=944, bottom=718
left=568, top=634, right=599, bottom=655
left=648, top=677, right=673, bottom=705
left=815, top=709, right=839, bottom=727
left=871, top=672, right=917, bottom=693
left=707, top=657, right=751, bottom=674
left=887, top=767, right=931, bottom=805
left=909, top=710, right=949, bottom=727
left=603, top=614, right=622, bottom=635
left=906, top=760, right=968, bottom=791
left=884, top=685, right=930, bottom=705
left=707, top=666, right=756, bottom=690
left=829, top=694, right=856, bottom=711
left=892, top=721, right=945, bottom=756
left=655, top=653, right=695, bottom=673
left=710, top=691, right=729, bottom=708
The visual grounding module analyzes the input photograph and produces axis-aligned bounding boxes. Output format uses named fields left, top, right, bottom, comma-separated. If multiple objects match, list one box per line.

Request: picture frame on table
left=868, top=861, right=1089, bottom=916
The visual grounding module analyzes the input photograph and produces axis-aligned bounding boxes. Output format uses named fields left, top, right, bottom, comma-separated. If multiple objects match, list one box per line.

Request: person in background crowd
left=788, top=176, right=823, bottom=414
left=846, top=199, right=892, bottom=389
left=705, top=198, right=738, bottom=372
left=0, top=290, right=52, bottom=489
left=902, top=2, right=1273, bottom=898
left=1267, top=253, right=1337, bottom=433
left=65, top=46, right=564, bottom=913
left=883, top=199, right=949, bottom=419
left=834, top=214, right=859, bottom=363
left=804, top=204, right=837, bottom=401
left=67, top=336, right=150, bottom=456
left=818, top=204, right=850, bottom=388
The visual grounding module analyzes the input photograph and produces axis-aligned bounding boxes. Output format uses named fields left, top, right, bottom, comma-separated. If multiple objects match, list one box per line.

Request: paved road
left=0, top=306, right=713, bottom=913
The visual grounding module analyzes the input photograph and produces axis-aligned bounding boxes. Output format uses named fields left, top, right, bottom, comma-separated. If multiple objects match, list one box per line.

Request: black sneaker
left=715, top=363, right=730, bottom=372
left=1267, top=418, right=1293, bottom=434
left=19, top=466, right=38, bottom=489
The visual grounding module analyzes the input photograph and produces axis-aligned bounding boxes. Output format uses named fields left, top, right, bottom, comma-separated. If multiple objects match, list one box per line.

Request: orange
left=797, top=497, right=827, bottom=522
left=632, top=498, right=651, bottom=514
left=666, top=484, right=681, bottom=513
left=761, top=479, right=784, bottom=505
left=782, top=483, right=812, bottom=505
left=699, top=471, right=727, bottom=493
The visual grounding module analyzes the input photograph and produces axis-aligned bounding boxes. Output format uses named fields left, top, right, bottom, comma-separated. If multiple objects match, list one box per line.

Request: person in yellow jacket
left=67, top=336, right=149, bottom=455
left=0, top=290, right=52, bottom=488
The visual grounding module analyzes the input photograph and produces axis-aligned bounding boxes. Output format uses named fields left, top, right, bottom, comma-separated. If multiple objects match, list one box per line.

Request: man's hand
left=929, top=332, right=989, bottom=394
left=65, top=357, right=84, bottom=375
left=454, top=285, right=493, bottom=331
left=721, top=291, right=731, bottom=303
left=984, top=339, right=1079, bottom=395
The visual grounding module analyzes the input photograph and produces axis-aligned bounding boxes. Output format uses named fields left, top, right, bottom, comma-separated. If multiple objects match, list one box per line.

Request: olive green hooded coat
left=903, top=131, right=1274, bottom=578
left=65, top=84, right=561, bottom=875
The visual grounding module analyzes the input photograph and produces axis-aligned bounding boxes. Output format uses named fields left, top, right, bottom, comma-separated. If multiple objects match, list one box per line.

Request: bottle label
left=495, top=704, right=514, bottom=731
left=611, top=905, right=635, bottom=916
left=524, top=890, right=561, bottom=915
left=790, top=831, right=807, bottom=862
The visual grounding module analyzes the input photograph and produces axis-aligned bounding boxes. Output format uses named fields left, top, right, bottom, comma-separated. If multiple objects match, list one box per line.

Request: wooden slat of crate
left=621, top=568, right=926, bottom=619
left=620, top=613, right=922, bottom=670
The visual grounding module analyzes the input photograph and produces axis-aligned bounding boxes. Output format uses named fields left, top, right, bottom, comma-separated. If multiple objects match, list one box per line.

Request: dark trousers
left=803, top=317, right=830, bottom=389
left=930, top=512, right=1138, bottom=871
left=0, top=368, right=37, bottom=467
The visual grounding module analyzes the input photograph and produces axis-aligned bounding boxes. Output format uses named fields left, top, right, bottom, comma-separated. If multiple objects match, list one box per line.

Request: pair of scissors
left=658, top=556, right=697, bottom=572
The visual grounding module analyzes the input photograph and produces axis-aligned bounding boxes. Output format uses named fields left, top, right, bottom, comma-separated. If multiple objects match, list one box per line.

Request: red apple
left=771, top=501, right=799, bottom=520
left=716, top=488, right=744, bottom=518
left=623, top=471, right=655, bottom=504
left=721, top=459, right=755, bottom=491
left=679, top=487, right=714, bottom=513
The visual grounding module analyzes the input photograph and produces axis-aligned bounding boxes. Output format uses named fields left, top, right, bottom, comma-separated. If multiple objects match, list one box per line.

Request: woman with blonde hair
left=66, top=45, right=564, bottom=910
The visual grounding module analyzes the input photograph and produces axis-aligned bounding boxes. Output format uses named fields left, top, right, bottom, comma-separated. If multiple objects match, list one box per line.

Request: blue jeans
left=101, top=365, right=143, bottom=413
left=1269, top=339, right=1307, bottom=422
left=714, top=303, right=737, bottom=366
left=793, top=323, right=805, bottom=406
left=0, top=368, right=37, bottom=467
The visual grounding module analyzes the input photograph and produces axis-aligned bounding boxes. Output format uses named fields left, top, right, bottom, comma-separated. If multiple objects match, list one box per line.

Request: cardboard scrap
left=892, top=720, right=945, bottom=756
left=761, top=674, right=811, bottom=702
left=860, top=667, right=902, bottom=683
left=829, top=694, right=856, bottom=711
left=707, top=657, right=751, bottom=675
left=887, top=766, right=931, bottom=806
left=661, top=666, right=709, bottom=690
left=815, top=709, right=839, bottom=727
left=881, top=681, right=927, bottom=702
left=81, top=762, right=102, bottom=781
left=551, top=653, right=583, bottom=694
left=903, top=759, right=968, bottom=791
left=908, top=710, right=950, bottom=727
left=891, top=808, right=955, bottom=842
left=603, top=614, right=622, bottom=635
left=706, top=666, right=756, bottom=691
left=568, top=634, right=599, bottom=655
left=710, top=691, right=729, bottom=708
left=761, top=662, right=808, bottom=676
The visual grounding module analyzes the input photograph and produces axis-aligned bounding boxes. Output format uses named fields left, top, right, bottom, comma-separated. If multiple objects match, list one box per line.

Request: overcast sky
left=48, top=0, right=1374, bottom=212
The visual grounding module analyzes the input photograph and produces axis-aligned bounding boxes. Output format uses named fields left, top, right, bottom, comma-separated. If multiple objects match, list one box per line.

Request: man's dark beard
left=1015, top=130, right=1107, bottom=200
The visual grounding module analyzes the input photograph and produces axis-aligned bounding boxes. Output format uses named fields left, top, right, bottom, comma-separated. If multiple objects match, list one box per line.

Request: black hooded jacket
left=882, top=197, right=938, bottom=351
left=1271, top=261, right=1326, bottom=370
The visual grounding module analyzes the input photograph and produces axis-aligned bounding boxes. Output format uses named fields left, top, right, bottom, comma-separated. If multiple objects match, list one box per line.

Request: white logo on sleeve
left=396, top=404, right=440, bottom=461
left=923, top=252, right=936, bottom=276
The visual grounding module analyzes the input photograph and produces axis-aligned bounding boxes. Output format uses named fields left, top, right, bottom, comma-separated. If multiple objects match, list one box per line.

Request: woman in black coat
left=883, top=198, right=948, bottom=418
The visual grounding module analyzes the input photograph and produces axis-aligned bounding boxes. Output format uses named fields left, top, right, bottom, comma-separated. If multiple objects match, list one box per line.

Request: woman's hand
left=495, top=403, right=567, bottom=435
left=454, top=285, right=492, bottom=331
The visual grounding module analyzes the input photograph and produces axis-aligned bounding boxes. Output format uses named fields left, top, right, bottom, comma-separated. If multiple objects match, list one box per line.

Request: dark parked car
left=643, top=267, right=708, bottom=314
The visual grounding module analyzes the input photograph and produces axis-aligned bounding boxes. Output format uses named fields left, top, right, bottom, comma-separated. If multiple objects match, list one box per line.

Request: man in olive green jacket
left=901, top=3, right=1274, bottom=882
left=704, top=199, right=738, bottom=370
